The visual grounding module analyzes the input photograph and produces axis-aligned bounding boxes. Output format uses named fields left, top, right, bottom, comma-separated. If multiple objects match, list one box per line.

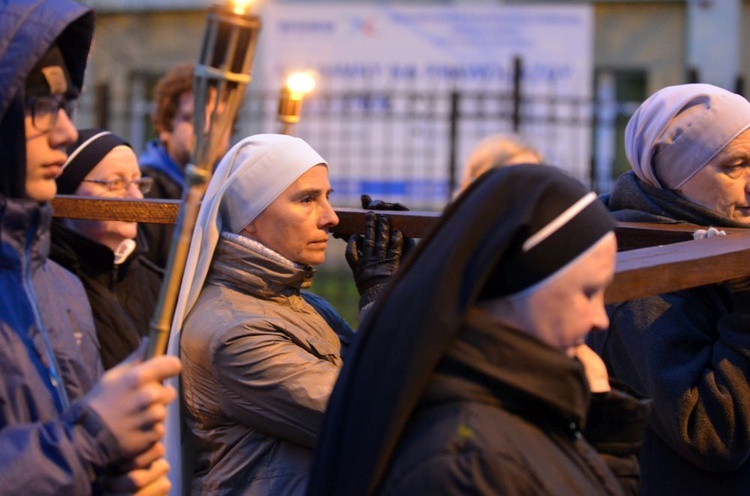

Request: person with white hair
left=166, top=134, right=406, bottom=495
left=454, top=133, right=542, bottom=197
left=590, top=83, right=750, bottom=495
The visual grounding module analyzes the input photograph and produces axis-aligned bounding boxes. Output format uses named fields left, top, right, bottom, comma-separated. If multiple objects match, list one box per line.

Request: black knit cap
left=57, top=129, right=132, bottom=194
left=479, top=180, right=615, bottom=299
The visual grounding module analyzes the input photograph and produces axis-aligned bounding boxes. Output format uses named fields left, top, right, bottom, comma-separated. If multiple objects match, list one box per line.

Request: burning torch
left=277, top=71, right=316, bottom=135
left=145, top=0, right=261, bottom=358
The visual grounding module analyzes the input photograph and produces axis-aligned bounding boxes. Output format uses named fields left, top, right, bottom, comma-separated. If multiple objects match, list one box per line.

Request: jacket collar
left=426, top=306, right=590, bottom=431
left=207, top=232, right=315, bottom=299
left=49, top=221, right=133, bottom=284
left=0, top=197, right=52, bottom=272
left=138, top=139, right=185, bottom=186
left=608, top=171, right=750, bottom=228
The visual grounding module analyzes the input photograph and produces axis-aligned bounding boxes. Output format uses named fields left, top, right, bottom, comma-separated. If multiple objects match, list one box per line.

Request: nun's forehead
left=218, top=135, right=327, bottom=233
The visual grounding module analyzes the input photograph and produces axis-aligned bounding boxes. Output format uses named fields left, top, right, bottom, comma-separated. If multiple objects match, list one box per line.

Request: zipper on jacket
left=22, top=214, right=70, bottom=412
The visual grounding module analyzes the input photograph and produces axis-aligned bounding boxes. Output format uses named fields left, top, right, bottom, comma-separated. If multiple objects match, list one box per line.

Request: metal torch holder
left=145, top=4, right=261, bottom=358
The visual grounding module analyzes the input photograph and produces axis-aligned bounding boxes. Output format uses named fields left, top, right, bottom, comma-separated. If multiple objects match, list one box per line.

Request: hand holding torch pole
left=144, top=0, right=261, bottom=359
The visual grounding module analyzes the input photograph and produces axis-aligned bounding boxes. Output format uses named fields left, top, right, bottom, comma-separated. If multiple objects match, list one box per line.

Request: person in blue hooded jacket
left=139, top=63, right=197, bottom=268
left=139, top=63, right=234, bottom=269
left=0, top=1, right=181, bottom=494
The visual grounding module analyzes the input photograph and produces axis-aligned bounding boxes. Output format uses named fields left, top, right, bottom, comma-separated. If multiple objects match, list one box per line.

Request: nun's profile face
left=677, top=129, right=750, bottom=223
left=244, top=165, right=339, bottom=266
left=483, top=232, right=616, bottom=356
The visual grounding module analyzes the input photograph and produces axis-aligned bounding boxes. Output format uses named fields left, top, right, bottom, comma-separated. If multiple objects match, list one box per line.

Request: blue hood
left=0, top=0, right=94, bottom=198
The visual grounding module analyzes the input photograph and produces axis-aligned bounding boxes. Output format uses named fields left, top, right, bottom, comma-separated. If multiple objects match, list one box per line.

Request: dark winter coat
left=0, top=198, right=120, bottom=495
left=590, top=171, right=750, bottom=495
left=308, top=165, right=644, bottom=496
left=379, top=307, right=648, bottom=496
left=138, top=139, right=183, bottom=268
left=50, top=221, right=163, bottom=369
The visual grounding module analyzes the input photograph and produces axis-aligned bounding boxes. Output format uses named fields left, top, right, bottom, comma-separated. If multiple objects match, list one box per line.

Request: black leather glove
left=346, top=212, right=404, bottom=309
left=359, top=194, right=416, bottom=256
left=360, top=194, right=410, bottom=211
left=330, top=195, right=410, bottom=241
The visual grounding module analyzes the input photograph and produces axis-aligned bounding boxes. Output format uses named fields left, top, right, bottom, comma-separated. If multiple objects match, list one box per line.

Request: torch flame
left=285, top=71, right=316, bottom=99
left=229, top=0, right=254, bottom=16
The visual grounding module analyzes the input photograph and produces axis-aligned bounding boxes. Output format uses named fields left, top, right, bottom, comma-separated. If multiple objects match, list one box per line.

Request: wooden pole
left=51, top=196, right=750, bottom=304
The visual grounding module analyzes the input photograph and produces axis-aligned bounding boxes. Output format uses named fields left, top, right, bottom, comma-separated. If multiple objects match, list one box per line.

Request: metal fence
left=84, top=67, right=642, bottom=211
left=231, top=86, right=640, bottom=210
left=79, top=76, right=645, bottom=327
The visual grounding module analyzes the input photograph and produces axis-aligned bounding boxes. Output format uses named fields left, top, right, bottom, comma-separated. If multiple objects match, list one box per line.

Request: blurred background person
left=139, top=62, right=193, bottom=268
left=139, top=63, right=232, bottom=268
left=139, top=63, right=194, bottom=204
left=454, top=132, right=542, bottom=198
left=53, top=128, right=162, bottom=370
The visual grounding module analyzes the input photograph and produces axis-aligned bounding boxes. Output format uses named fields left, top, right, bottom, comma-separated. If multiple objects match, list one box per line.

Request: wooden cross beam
left=51, top=195, right=750, bottom=305
left=49, top=197, right=438, bottom=237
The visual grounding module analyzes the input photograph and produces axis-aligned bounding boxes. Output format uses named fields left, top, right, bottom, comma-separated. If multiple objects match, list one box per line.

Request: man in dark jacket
left=139, top=63, right=232, bottom=268
left=138, top=63, right=193, bottom=268
left=0, top=1, right=181, bottom=494
left=590, top=83, right=750, bottom=495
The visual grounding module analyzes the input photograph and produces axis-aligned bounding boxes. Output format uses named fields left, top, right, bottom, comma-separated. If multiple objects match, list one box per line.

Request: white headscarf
left=164, top=133, right=326, bottom=495
left=625, top=83, right=750, bottom=190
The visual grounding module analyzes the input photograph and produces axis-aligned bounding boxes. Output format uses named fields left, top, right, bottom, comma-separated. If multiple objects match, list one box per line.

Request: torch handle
left=143, top=5, right=262, bottom=360
left=143, top=166, right=211, bottom=359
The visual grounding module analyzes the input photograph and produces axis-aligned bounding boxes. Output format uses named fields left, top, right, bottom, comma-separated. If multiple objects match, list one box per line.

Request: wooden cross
left=51, top=196, right=750, bottom=304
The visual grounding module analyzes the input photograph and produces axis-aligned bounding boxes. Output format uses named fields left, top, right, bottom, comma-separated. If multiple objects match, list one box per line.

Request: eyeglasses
left=26, top=94, right=78, bottom=132
left=81, top=177, right=154, bottom=194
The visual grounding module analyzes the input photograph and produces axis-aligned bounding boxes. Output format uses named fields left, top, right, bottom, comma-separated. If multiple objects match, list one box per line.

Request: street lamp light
left=278, top=71, right=316, bottom=135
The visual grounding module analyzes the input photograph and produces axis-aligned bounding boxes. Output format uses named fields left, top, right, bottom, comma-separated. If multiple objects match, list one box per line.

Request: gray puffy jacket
left=181, top=234, right=344, bottom=495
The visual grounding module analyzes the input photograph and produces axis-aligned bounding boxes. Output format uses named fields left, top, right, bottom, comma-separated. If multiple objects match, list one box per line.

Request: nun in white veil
left=163, top=133, right=335, bottom=495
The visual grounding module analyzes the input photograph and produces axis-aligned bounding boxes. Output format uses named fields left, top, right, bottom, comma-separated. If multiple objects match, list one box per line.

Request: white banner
left=261, top=4, right=593, bottom=208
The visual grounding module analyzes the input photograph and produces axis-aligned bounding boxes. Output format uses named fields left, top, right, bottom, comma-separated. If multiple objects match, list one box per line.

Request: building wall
left=81, top=10, right=207, bottom=142
left=595, top=2, right=685, bottom=94
left=80, top=1, right=747, bottom=150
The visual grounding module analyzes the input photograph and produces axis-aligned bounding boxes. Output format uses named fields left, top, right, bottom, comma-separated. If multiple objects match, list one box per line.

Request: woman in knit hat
left=53, top=128, right=162, bottom=369
left=591, top=83, right=750, bottom=495
left=308, top=164, right=649, bottom=495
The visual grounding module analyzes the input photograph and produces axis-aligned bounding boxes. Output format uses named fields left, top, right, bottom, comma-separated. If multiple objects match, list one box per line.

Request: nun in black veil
left=307, top=164, right=650, bottom=496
